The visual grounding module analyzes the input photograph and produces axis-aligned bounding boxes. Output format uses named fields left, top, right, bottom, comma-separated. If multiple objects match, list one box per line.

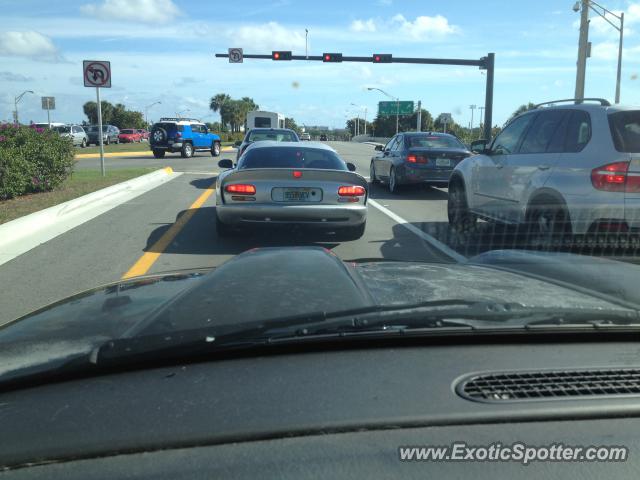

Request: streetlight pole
left=574, top=1, right=624, bottom=103
left=478, top=106, right=485, bottom=139
left=14, top=90, right=34, bottom=125
left=305, top=29, right=309, bottom=59
left=469, top=105, right=476, bottom=132
left=574, top=0, right=590, bottom=101
left=367, top=87, right=399, bottom=135
left=145, top=101, right=161, bottom=125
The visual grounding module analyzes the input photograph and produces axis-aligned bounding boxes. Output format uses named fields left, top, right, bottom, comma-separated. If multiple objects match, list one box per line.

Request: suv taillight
left=591, top=161, right=640, bottom=192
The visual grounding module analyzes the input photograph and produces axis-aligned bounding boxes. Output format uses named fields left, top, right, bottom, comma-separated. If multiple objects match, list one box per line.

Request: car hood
left=2, top=247, right=640, bottom=377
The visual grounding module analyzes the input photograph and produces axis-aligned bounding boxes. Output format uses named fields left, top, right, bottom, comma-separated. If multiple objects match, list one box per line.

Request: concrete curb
left=75, top=146, right=236, bottom=159
left=0, top=167, right=182, bottom=267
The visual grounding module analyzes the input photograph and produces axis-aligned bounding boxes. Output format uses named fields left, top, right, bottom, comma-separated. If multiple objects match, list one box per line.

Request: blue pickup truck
left=149, top=118, right=222, bottom=158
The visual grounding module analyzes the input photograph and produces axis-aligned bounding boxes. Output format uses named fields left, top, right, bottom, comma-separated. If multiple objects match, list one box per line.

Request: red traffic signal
left=272, top=51, right=292, bottom=60
left=373, top=53, right=392, bottom=63
left=323, top=53, right=343, bottom=62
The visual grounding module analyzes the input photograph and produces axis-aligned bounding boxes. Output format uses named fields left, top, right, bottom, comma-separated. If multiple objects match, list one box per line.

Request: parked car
left=216, top=142, right=367, bottom=239
left=118, top=129, right=143, bottom=143
left=86, top=125, right=120, bottom=146
left=300, top=132, right=311, bottom=141
left=448, top=98, right=640, bottom=244
left=53, top=124, right=88, bottom=148
left=320, top=134, right=328, bottom=141
left=235, top=128, right=300, bottom=161
left=136, top=129, right=149, bottom=141
left=370, top=132, right=472, bottom=193
left=149, top=118, right=221, bottom=158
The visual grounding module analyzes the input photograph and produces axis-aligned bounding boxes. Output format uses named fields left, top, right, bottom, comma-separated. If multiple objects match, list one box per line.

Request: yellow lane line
left=121, top=180, right=216, bottom=279
left=75, top=146, right=235, bottom=159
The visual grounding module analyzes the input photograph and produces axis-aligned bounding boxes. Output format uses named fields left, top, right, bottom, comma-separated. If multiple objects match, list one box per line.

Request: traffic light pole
left=216, top=51, right=496, bottom=140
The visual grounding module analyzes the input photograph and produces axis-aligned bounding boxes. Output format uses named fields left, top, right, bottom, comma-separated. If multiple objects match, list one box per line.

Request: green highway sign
left=378, top=101, right=414, bottom=116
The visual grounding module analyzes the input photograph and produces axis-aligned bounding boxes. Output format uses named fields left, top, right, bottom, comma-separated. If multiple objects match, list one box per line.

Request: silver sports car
left=215, top=142, right=368, bottom=239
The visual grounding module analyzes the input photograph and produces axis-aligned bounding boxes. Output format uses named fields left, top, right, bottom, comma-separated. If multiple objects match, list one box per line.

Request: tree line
left=82, top=101, right=146, bottom=129
left=209, top=94, right=259, bottom=133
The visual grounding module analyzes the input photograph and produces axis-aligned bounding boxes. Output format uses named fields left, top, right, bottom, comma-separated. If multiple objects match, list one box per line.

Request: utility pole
left=305, top=29, right=309, bottom=59
left=469, top=104, right=476, bottom=133
left=364, top=107, right=367, bottom=135
left=416, top=100, right=422, bottom=132
left=575, top=0, right=590, bottom=101
left=478, top=106, right=485, bottom=139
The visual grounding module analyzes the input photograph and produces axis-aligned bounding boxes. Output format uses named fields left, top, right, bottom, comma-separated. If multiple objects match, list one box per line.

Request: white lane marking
left=367, top=198, right=467, bottom=263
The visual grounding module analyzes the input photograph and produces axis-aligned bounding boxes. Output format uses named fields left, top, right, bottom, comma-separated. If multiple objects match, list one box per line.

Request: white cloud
left=0, top=71, right=33, bottom=82
left=232, top=22, right=306, bottom=50
left=350, top=19, right=376, bottom=32
left=80, top=0, right=182, bottom=24
left=0, top=31, right=57, bottom=57
left=391, top=14, right=458, bottom=40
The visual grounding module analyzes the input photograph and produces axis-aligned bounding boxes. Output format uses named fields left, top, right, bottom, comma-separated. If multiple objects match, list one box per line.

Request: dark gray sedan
left=369, top=132, right=472, bottom=193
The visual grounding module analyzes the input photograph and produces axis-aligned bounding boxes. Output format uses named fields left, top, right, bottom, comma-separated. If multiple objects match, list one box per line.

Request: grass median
left=0, top=168, right=155, bottom=225
left=77, top=140, right=234, bottom=155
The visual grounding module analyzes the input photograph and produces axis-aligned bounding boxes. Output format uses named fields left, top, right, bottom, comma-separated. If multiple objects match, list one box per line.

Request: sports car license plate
left=272, top=187, right=322, bottom=202
left=436, top=158, right=451, bottom=167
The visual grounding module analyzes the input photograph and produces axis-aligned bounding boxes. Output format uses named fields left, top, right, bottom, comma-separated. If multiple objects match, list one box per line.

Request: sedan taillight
left=591, top=161, right=640, bottom=192
left=406, top=154, right=428, bottom=164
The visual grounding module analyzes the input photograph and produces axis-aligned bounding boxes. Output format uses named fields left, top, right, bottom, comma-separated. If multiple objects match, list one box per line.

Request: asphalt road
left=2, top=141, right=638, bottom=324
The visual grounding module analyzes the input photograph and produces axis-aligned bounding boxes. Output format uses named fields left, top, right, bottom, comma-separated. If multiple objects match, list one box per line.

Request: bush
left=217, top=132, right=244, bottom=143
left=0, top=124, right=75, bottom=200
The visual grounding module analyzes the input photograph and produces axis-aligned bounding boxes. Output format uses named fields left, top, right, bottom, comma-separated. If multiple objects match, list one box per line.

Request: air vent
left=456, top=368, right=640, bottom=403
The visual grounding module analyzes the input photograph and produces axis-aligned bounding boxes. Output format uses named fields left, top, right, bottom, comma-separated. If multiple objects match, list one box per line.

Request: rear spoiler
left=221, top=168, right=368, bottom=189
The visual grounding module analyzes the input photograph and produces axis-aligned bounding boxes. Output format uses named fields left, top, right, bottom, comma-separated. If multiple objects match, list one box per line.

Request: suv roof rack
left=535, top=98, right=611, bottom=108
left=158, top=117, right=202, bottom=123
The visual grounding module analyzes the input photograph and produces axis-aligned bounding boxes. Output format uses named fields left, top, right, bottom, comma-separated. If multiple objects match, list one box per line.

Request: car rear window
left=247, top=131, right=297, bottom=142
left=406, top=135, right=465, bottom=149
left=609, top=111, right=640, bottom=153
left=239, top=147, right=347, bottom=170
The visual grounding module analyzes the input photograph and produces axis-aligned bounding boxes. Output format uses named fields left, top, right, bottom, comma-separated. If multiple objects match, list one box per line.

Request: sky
left=1, top=0, right=639, bottom=129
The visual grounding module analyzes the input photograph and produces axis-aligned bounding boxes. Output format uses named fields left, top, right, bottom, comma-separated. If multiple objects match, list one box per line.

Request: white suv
left=448, top=98, right=640, bottom=243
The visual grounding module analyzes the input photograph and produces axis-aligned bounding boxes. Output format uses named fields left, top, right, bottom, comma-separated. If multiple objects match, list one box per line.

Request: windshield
left=239, top=147, right=347, bottom=170
left=407, top=135, right=466, bottom=149
left=247, top=130, right=297, bottom=142
left=3, top=0, right=640, bottom=391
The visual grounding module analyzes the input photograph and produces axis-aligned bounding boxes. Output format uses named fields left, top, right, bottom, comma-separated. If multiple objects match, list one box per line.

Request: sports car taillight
left=591, top=161, right=640, bottom=192
left=338, top=186, right=366, bottom=196
left=225, top=184, right=256, bottom=194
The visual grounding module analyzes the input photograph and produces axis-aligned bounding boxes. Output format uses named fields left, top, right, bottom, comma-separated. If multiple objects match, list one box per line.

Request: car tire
left=447, top=179, right=477, bottom=232
left=340, top=222, right=366, bottom=241
left=525, top=198, right=571, bottom=249
left=152, top=149, right=165, bottom=159
left=388, top=166, right=400, bottom=194
left=81, top=138, right=87, bottom=148
left=181, top=142, right=193, bottom=158
left=211, top=141, right=221, bottom=157
left=369, top=161, right=378, bottom=185
left=216, top=215, right=234, bottom=237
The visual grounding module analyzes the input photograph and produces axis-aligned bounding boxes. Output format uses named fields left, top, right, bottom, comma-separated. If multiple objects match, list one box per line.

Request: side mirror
left=347, top=162, right=356, bottom=172
left=234, top=141, right=242, bottom=147
left=470, top=139, right=489, bottom=154
left=374, top=144, right=383, bottom=151
left=218, top=159, right=233, bottom=169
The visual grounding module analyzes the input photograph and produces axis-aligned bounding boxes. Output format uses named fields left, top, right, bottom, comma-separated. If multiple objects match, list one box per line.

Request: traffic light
left=372, top=53, right=392, bottom=63
left=272, top=51, right=292, bottom=60
left=323, top=53, right=342, bottom=62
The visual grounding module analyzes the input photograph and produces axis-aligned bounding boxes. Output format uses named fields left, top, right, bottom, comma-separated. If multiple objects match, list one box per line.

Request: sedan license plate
left=272, top=187, right=322, bottom=202
left=436, top=158, right=451, bottom=167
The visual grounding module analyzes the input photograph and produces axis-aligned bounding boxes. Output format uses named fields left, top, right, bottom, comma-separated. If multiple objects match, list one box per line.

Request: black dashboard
left=3, top=338, right=640, bottom=478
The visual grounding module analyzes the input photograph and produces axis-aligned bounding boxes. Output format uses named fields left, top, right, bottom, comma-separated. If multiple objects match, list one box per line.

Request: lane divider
left=121, top=180, right=216, bottom=279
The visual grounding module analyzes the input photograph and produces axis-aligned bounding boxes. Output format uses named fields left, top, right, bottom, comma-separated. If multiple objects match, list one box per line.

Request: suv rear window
left=609, top=111, right=640, bottom=153
left=154, top=123, right=183, bottom=132
left=239, top=147, right=347, bottom=170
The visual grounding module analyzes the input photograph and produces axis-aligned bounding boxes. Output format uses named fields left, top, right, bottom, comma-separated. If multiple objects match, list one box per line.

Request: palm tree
left=210, top=93, right=231, bottom=131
